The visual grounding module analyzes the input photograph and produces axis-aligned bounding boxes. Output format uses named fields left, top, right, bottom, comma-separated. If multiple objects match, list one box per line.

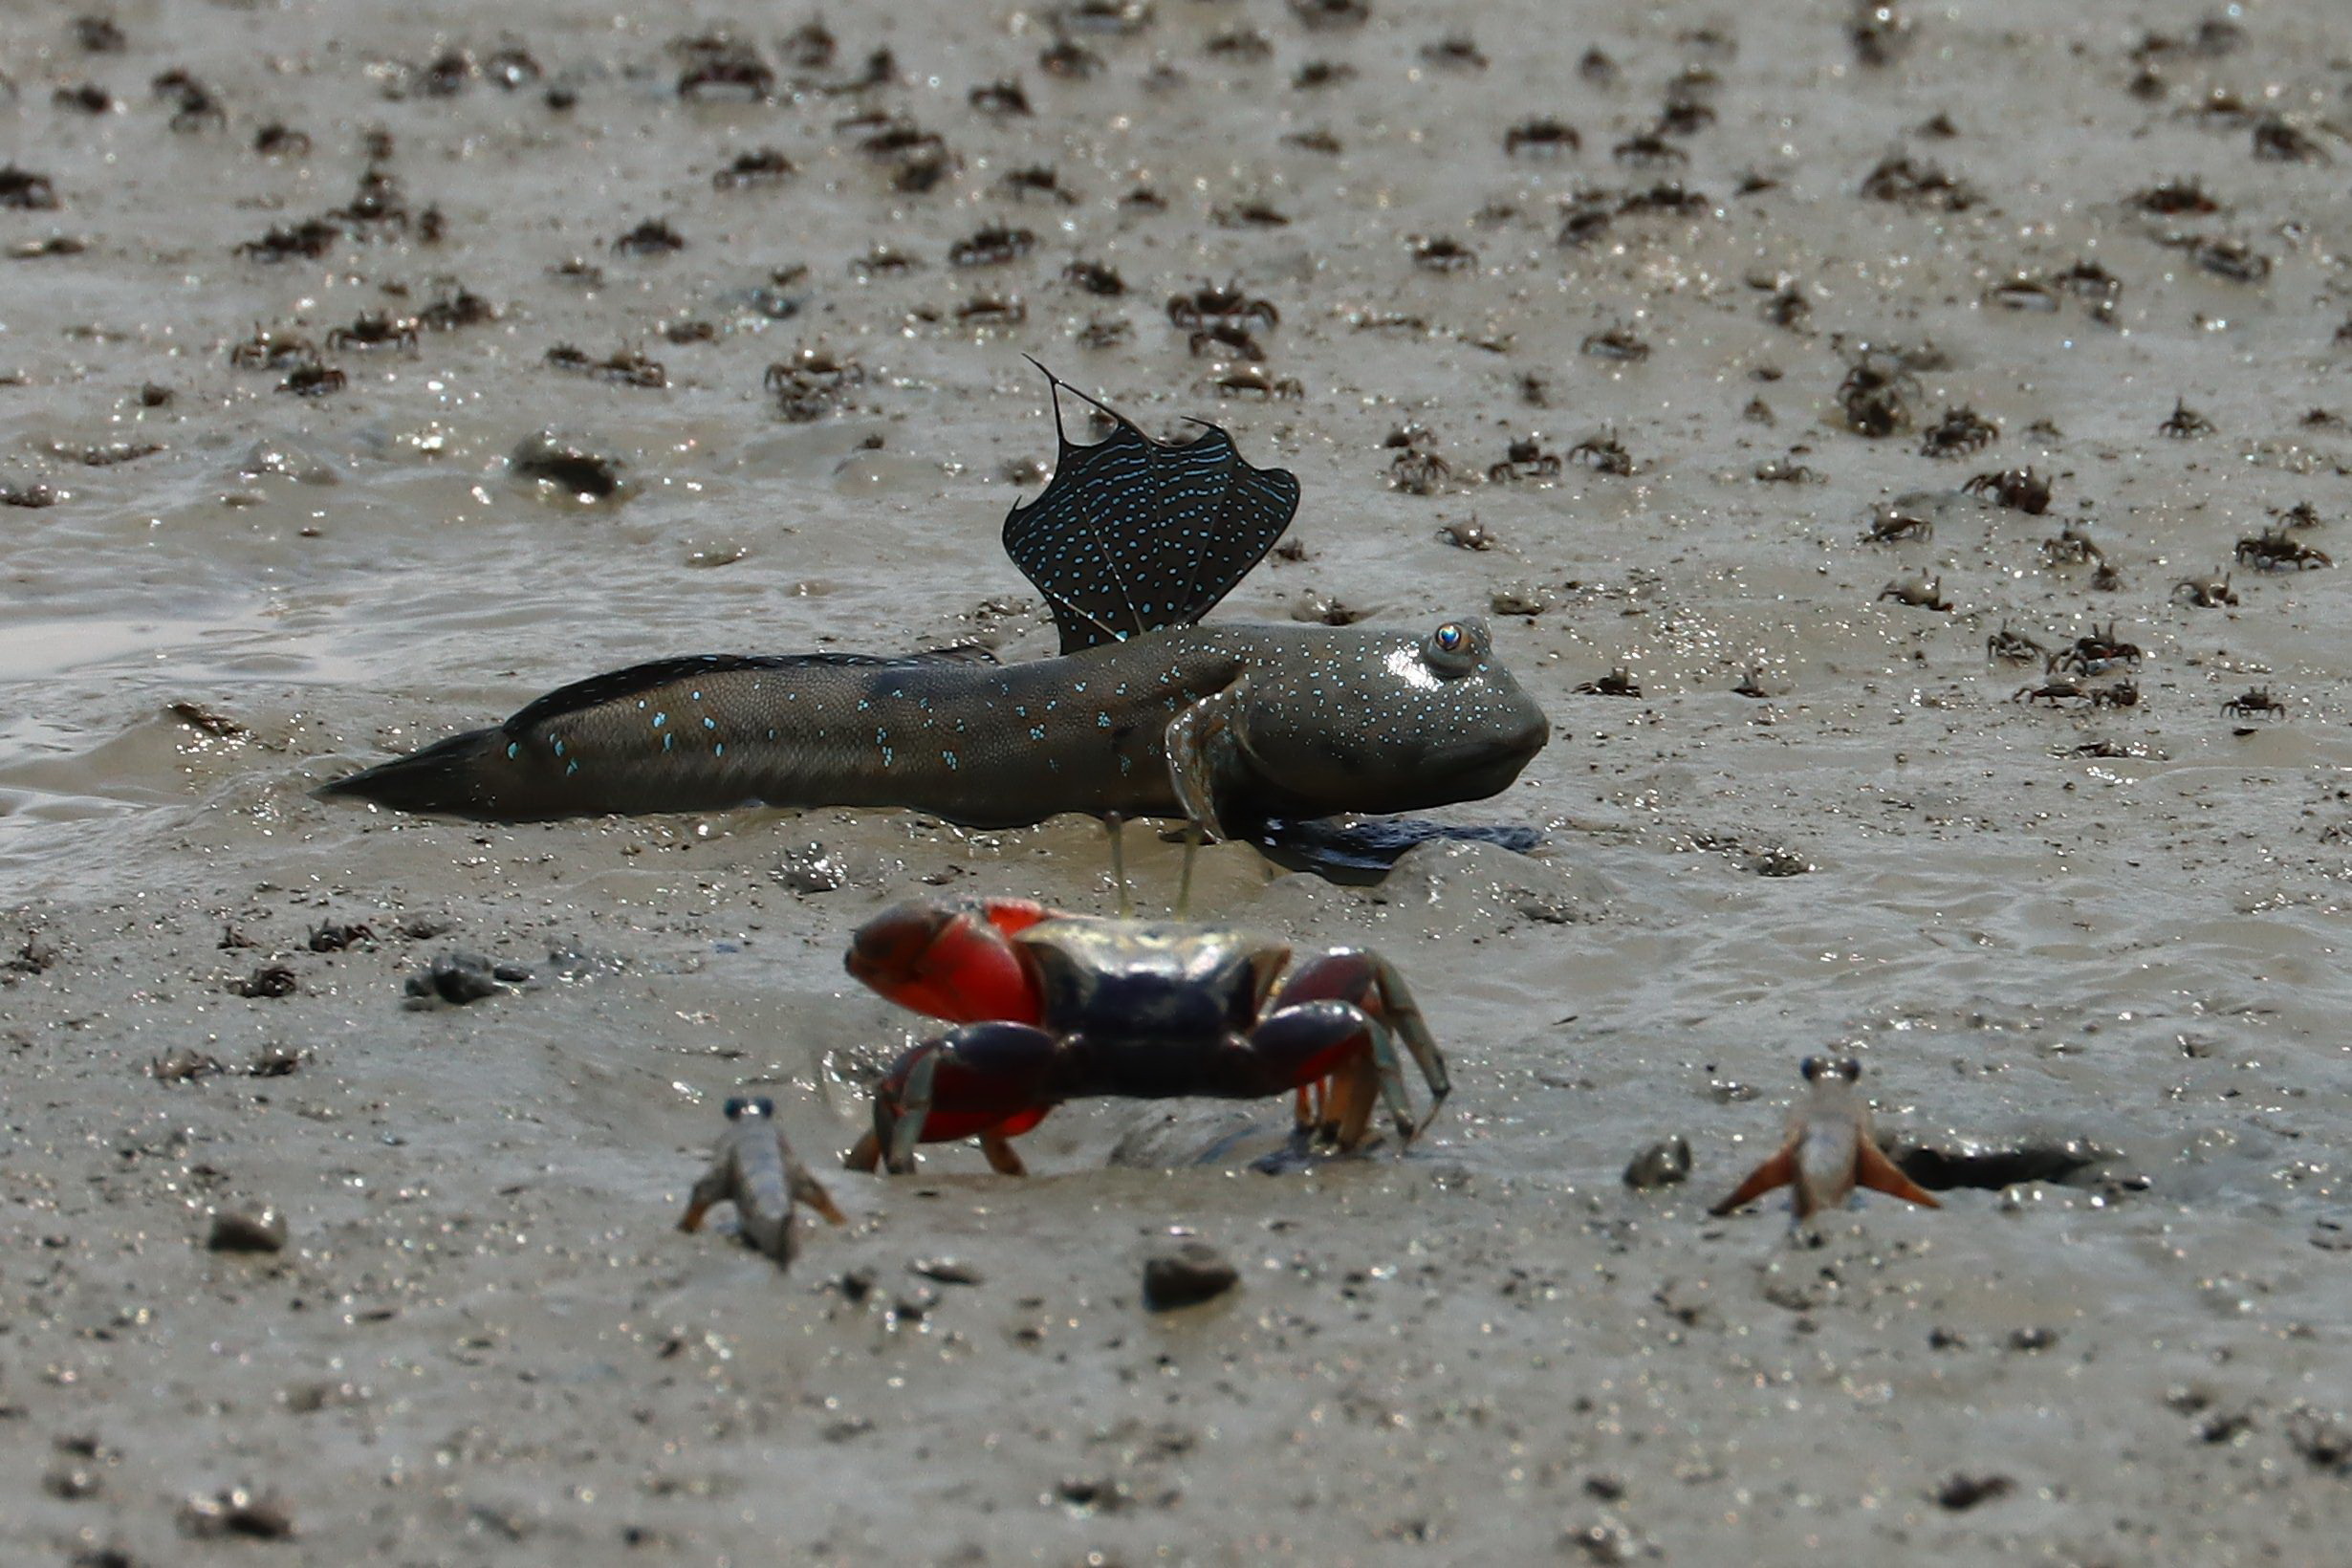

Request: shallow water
left=5, top=1, right=2352, bottom=1562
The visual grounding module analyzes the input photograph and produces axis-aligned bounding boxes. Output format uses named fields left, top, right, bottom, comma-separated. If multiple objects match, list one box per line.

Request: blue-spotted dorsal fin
left=1002, top=358, right=1299, bottom=654
left=501, top=646, right=997, bottom=733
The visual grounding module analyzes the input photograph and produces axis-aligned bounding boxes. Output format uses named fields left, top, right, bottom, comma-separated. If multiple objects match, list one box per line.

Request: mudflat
left=5, top=2, right=2351, bottom=1563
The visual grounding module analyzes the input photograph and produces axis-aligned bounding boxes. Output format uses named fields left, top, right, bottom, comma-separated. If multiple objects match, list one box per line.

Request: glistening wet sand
left=5, top=1, right=2352, bottom=1562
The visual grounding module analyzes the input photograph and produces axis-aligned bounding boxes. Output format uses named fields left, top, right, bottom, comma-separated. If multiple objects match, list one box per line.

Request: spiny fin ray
left=1003, top=358, right=1299, bottom=654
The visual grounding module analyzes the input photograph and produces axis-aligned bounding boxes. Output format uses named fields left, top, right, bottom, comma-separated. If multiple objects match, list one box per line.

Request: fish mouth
left=1402, top=721, right=1549, bottom=802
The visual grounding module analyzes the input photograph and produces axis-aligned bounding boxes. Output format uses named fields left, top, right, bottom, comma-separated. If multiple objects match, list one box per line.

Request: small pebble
left=510, top=430, right=627, bottom=500
left=181, top=1487, right=295, bottom=1539
left=1935, top=1473, right=2014, bottom=1511
left=228, top=964, right=297, bottom=999
left=1289, top=591, right=1373, bottom=626
left=44, top=1465, right=101, bottom=1499
left=404, top=950, right=530, bottom=1006
left=912, top=1256, right=985, bottom=1286
left=1622, top=1136, right=1691, bottom=1190
left=774, top=843, right=846, bottom=894
left=1142, top=1241, right=1238, bottom=1311
left=207, top=1206, right=288, bottom=1253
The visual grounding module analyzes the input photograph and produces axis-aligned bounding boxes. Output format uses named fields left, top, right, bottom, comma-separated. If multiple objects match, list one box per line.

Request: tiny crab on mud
left=840, top=898, right=1449, bottom=1175
left=2172, top=570, right=2238, bottom=607
left=2049, top=621, right=2142, bottom=675
left=1861, top=504, right=1932, bottom=543
left=1878, top=573, right=1951, bottom=611
left=1710, top=1056, right=1940, bottom=1222
left=680, top=1096, right=845, bottom=1268
left=1986, top=621, right=2048, bottom=664
left=2235, top=527, right=2331, bottom=572
left=2014, top=678, right=2137, bottom=708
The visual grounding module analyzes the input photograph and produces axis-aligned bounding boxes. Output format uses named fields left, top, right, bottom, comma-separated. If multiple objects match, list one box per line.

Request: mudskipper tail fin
left=316, top=727, right=510, bottom=817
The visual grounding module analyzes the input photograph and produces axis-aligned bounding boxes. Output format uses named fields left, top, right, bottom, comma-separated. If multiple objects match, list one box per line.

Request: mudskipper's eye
left=1840, top=1058, right=1862, bottom=1081
left=1799, top=1056, right=1821, bottom=1081
left=1435, top=621, right=1465, bottom=654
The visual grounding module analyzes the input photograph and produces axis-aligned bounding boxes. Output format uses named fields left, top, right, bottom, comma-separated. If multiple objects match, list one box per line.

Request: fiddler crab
left=680, top=1096, right=845, bottom=1268
left=1711, top=1056, right=1941, bottom=1223
left=839, top=897, right=1450, bottom=1176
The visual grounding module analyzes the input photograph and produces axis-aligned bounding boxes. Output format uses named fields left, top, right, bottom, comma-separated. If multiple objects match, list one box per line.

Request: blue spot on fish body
left=507, top=742, right=521, bottom=760
left=653, top=712, right=667, bottom=729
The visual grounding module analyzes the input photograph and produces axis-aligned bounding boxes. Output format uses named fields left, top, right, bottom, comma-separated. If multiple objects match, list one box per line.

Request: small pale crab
left=1710, top=1056, right=1941, bottom=1222
left=1862, top=503, right=1932, bottom=543
left=1566, top=432, right=1634, bottom=475
left=2235, top=527, right=2331, bottom=572
left=1167, top=281, right=1279, bottom=332
left=1986, top=621, right=2048, bottom=664
left=2041, top=523, right=2106, bottom=567
left=2049, top=621, right=2142, bottom=675
left=1487, top=436, right=1562, bottom=483
left=2171, top=570, right=2238, bottom=607
left=840, top=898, right=1449, bottom=1175
left=1211, top=365, right=1302, bottom=400
left=1878, top=573, right=1951, bottom=611
left=680, top=1096, right=846, bottom=1267
left=326, top=312, right=420, bottom=353
left=2014, top=678, right=2136, bottom=708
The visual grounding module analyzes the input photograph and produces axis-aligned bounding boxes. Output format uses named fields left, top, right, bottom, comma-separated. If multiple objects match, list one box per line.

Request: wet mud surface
left=4, top=1, right=2352, bottom=1562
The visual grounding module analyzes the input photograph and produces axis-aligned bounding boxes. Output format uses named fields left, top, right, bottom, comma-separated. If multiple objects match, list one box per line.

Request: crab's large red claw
left=844, top=900, right=1051, bottom=1025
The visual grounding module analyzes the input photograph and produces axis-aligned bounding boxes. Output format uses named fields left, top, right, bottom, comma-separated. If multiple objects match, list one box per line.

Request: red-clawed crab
left=839, top=897, right=1449, bottom=1175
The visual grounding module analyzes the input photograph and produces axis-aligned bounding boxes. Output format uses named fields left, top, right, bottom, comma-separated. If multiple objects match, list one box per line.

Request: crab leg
left=847, top=1021, right=1066, bottom=1175
left=1271, top=950, right=1451, bottom=1143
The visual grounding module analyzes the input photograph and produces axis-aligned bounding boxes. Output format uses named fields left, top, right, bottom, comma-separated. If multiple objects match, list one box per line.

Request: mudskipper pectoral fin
left=1709, top=1143, right=1798, bottom=1217
left=1165, top=679, right=1254, bottom=841
left=1856, top=1140, right=1942, bottom=1209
